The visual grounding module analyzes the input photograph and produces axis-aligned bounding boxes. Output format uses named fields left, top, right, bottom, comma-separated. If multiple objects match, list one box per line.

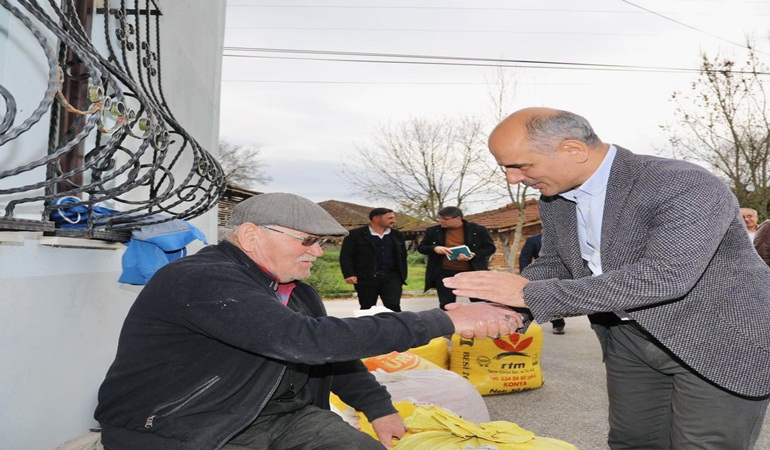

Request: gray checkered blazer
left=522, top=147, right=770, bottom=398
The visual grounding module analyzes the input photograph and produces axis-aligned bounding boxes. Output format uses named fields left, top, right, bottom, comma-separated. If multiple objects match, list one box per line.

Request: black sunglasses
left=261, top=226, right=329, bottom=247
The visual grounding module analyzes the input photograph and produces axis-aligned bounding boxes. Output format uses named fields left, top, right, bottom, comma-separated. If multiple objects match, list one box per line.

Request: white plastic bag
left=373, top=368, right=490, bottom=424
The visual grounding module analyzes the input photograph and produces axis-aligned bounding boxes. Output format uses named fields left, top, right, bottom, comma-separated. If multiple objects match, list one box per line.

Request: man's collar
left=219, top=240, right=296, bottom=295
left=254, top=261, right=296, bottom=305
left=369, top=225, right=392, bottom=237
left=560, top=144, right=617, bottom=200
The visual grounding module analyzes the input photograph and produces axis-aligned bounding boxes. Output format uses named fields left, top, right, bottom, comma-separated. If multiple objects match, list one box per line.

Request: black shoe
left=552, top=327, right=565, bottom=335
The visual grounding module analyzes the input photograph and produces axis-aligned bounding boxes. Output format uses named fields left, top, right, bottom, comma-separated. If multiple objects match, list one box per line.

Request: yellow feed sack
left=407, top=337, right=450, bottom=369
left=450, top=322, right=544, bottom=395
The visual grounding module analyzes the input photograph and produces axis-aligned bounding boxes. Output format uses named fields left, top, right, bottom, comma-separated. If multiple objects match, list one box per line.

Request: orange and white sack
left=450, top=322, right=544, bottom=395
left=363, top=350, right=442, bottom=372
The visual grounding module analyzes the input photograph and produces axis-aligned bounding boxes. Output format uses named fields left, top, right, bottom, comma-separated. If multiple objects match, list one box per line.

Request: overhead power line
left=222, top=47, right=770, bottom=76
left=620, top=0, right=766, bottom=54
left=226, top=5, right=649, bottom=13
left=226, top=3, right=768, bottom=11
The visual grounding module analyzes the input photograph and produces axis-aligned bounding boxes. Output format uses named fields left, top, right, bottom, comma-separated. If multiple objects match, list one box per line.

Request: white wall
left=0, top=1, right=226, bottom=448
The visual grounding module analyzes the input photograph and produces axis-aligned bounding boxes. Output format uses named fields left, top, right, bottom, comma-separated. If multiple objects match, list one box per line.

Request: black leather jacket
left=95, top=241, right=452, bottom=449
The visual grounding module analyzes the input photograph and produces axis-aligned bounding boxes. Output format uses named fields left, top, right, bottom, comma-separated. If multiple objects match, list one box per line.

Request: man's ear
left=560, top=139, right=589, bottom=163
left=235, top=223, right=260, bottom=252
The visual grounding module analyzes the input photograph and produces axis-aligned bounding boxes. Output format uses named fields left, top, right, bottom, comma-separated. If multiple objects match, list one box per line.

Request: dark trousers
left=551, top=318, right=565, bottom=328
left=222, top=404, right=385, bottom=450
left=435, top=267, right=485, bottom=310
left=354, top=271, right=402, bottom=311
left=605, top=321, right=768, bottom=449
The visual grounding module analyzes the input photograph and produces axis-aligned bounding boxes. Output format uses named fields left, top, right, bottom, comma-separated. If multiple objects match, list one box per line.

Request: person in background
left=94, top=193, right=522, bottom=450
left=741, top=207, right=759, bottom=241
left=754, top=216, right=770, bottom=267
left=339, top=208, right=407, bottom=312
left=519, top=233, right=565, bottom=335
left=418, top=206, right=496, bottom=310
left=444, top=107, right=770, bottom=449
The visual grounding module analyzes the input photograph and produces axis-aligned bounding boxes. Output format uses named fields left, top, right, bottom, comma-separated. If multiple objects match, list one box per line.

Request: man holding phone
left=417, top=206, right=496, bottom=310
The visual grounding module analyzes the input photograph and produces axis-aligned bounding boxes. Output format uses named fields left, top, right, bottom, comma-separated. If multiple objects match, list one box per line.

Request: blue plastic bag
left=50, top=196, right=118, bottom=229
left=118, top=219, right=208, bottom=285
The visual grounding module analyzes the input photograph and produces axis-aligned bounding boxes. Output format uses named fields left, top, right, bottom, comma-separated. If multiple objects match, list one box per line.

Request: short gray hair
left=525, top=110, right=601, bottom=154
left=219, top=225, right=238, bottom=243
left=740, top=207, right=758, bottom=216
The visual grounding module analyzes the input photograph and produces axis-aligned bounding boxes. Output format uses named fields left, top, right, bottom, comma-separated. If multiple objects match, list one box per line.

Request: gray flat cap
left=229, top=192, right=348, bottom=237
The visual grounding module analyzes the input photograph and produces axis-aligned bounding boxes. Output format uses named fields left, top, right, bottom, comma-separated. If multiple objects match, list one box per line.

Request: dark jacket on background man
left=519, top=233, right=542, bottom=271
left=95, top=241, right=451, bottom=450
left=755, top=220, right=770, bottom=267
left=339, top=226, right=408, bottom=286
left=418, top=219, right=496, bottom=292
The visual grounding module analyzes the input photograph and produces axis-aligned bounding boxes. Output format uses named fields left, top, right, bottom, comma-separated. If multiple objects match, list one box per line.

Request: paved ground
left=324, top=296, right=770, bottom=450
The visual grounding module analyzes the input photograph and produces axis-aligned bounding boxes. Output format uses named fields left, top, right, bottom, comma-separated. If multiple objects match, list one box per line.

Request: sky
left=218, top=0, right=770, bottom=212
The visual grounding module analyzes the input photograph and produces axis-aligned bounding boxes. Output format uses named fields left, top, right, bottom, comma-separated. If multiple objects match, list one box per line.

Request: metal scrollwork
left=0, top=0, right=226, bottom=240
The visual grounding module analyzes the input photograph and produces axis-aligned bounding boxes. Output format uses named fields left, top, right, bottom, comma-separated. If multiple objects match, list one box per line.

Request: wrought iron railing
left=0, top=0, right=225, bottom=241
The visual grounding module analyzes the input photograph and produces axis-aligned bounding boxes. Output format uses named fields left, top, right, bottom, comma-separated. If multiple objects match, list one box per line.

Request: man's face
left=489, top=121, right=585, bottom=197
left=252, top=225, right=324, bottom=282
left=438, top=215, right=463, bottom=229
left=741, top=209, right=758, bottom=231
left=373, top=212, right=396, bottom=229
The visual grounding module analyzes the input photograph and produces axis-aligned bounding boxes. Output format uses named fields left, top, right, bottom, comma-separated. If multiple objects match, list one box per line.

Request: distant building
left=465, top=199, right=541, bottom=269
left=217, top=185, right=263, bottom=241
left=317, top=199, right=375, bottom=230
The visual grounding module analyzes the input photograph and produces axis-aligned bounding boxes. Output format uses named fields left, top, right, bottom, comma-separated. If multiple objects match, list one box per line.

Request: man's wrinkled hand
left=371, top=413, right=406, bottom=448
left=442, top=271, right=529, bottom=308
left=443, top=302, right=524, bottom=339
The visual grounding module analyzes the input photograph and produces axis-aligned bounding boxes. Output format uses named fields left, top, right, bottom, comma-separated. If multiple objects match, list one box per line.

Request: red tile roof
left=400, top=199, right=541, bottom=233
left=317, top=200, right=375, bottom=229
left=465, top=199, right=541, bottom=232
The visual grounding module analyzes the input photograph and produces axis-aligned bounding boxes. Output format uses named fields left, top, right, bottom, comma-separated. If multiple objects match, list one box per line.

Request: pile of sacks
left=331, top=311, right=577, bottom=449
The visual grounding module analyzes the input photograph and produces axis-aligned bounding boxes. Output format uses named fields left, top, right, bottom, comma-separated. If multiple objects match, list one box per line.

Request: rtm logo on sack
left=450, top=325, right=544, bottom=395
left=491, top=333, right=534, bottom=359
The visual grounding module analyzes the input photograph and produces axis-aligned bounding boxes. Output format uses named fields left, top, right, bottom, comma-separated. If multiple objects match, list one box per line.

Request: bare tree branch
left=342, top=116, right=501, bottom=221
left=218, top=140, right=272, bottom=189
left=660, top=43, right=770, bottom=219
left=485, top=66, right=535, bottom=270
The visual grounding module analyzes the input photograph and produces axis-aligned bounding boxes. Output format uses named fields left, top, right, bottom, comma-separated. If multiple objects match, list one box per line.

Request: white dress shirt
left=559, top=145, right=630, bottom=320
left=559, top=145, right=617, bottom=276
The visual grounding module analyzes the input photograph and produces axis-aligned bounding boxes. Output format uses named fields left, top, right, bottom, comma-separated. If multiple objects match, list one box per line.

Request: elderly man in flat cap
left=95, top=192, right=520, bottom=450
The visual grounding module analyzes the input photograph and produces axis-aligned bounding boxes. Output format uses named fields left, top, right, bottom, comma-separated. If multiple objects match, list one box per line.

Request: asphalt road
left=324, top=296, right=770, bottom=450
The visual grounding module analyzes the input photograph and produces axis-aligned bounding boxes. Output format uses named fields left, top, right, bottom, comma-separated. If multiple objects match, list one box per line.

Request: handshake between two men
left=440, top=270, right=530, bottom=339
